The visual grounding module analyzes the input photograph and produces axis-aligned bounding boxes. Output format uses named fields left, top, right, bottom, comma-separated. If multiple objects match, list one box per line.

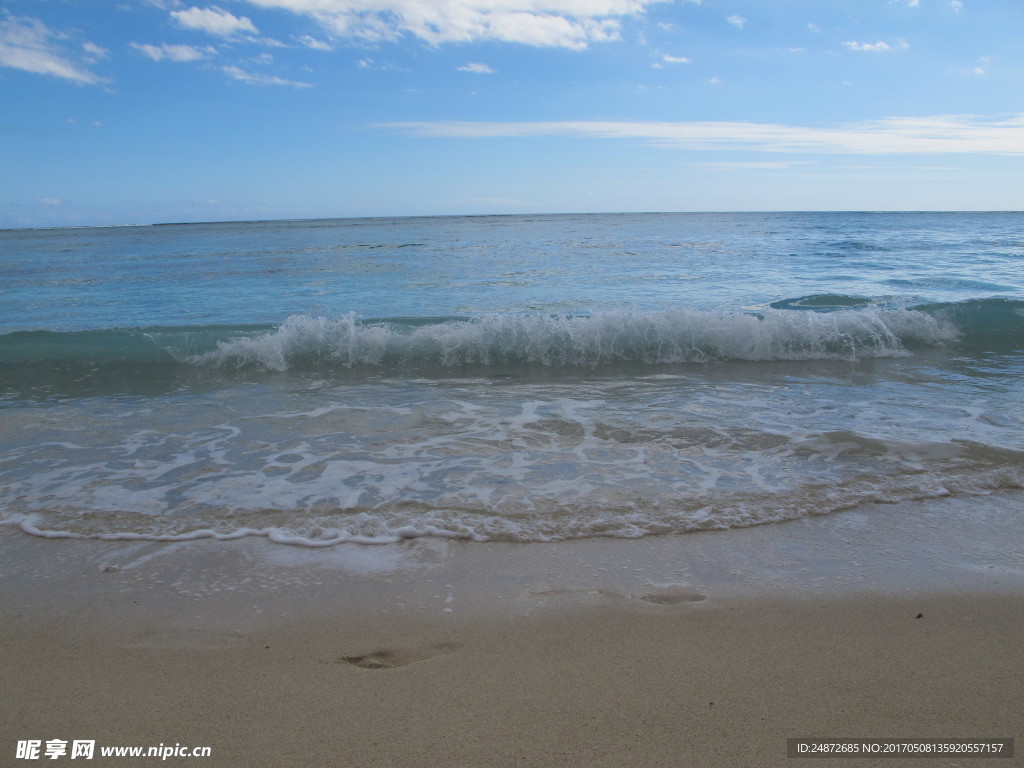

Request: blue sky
left=1, top=0, right=1022, bottom=226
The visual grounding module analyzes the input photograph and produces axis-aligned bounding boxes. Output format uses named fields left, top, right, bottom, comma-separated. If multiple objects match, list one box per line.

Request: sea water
left=1, top=212, right=1022, bottom=545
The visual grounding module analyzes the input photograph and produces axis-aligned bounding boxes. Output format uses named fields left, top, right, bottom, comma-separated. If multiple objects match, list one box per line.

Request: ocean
left=2, top=212, right=1022, bottom=547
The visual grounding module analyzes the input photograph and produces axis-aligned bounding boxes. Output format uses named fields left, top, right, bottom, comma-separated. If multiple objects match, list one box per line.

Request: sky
left=1, top=0, right=1022, bottom=226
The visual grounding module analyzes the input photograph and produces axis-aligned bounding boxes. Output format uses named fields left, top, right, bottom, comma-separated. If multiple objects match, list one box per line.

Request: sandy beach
left=3, top=493, right=1023, bottom=767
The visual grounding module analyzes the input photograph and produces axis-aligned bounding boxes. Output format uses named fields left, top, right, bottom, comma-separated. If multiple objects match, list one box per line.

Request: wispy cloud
left=726, top=14, right=746, bottom=28
left=131, top=42, right=216, bottom=62
left=82, top=42, right=109, bottom=62
left=0, top=16, right=108, bottom=85
left=139, top=0, right=186, bottom=9
left=844, top=39, right=909, bottom=52
left=458, top=62, right=495, bottom=74
left=173, top=6, right=259, bottom=37
left=696, top=161, right=816, bottom=171
left=241, top=0, right=669, bottom=50
left=295, top=34, right=333, bottom=50
left=385, top=114, right=1024, bottom=156
left=355, top=57, right=405, bottom=71
left=222, top=64, right=311, bottom=86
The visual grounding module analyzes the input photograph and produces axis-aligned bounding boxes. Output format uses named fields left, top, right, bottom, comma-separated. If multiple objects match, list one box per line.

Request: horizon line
left=4, top=208, right=1024, bottom=232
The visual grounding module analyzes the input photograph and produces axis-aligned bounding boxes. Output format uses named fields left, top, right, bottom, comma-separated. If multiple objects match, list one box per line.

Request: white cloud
left=82, top=42, right=109, bottom=61
left=131, top=42, right=216, bottom=61
left=295, top=34, right=333, bottom=50
left=972, top=67, right=984, bottom=75
left=949, top=0, right=963, bottom=11
left=37, top=197, right=62, bottom=207
left=844, top=39, right=908, bottom=52
left=845, top=40, right=889, bottom=52
left=0, top=16, right=107, bottom=84
left=240, top=0, right=669, bottom=50
left=222, top=64, right=311, bottom=86
left=726, top=14, right=746, bottom=28
left=355, top=57, right=405, bottom=71
left=385, top=114, right=1024, bottom=156
left=173, top=6, right=259, bottom=37
left=458, top=62, right=495, bottom=74
left=661, top=54, right=690, bottom=64
left=807, top=23, right=820, bottom=33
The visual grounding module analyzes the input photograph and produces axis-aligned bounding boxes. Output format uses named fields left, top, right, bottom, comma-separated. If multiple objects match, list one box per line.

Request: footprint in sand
left=633, top=585, right=707, bottom=605
left=339, top=642, right=458, bottom=670
left=528, top=584, right=706, bottom=605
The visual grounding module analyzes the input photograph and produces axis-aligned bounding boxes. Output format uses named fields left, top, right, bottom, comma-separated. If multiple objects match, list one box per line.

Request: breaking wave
left=2, top=298, right=1019, bottom=389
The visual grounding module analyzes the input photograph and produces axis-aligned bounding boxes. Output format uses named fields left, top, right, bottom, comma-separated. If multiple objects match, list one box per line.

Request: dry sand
left=2, top=493, right=1023, bottom=767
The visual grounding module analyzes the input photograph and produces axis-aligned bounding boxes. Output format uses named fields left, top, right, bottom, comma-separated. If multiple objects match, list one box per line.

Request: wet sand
left=2, top=493, right=1023, bottom=767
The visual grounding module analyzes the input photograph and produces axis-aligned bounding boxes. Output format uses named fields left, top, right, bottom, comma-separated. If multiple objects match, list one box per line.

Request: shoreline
left=3, top=492, right=1023, bottom=766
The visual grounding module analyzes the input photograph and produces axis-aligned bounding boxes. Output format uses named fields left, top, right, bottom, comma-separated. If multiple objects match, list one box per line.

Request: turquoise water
left=1, top=212, right=1023, bottom=544
left=4, top=212, right=1024, bottom=328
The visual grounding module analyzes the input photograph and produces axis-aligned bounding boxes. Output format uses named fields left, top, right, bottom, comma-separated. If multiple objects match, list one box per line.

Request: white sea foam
left=4, top=392, right=1022, bottom=546
left=192, top=308, right=960, bottom=372
left=13, top=457, right=1020, bottom=547
left=3, top=322, right=1021, bottom=549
